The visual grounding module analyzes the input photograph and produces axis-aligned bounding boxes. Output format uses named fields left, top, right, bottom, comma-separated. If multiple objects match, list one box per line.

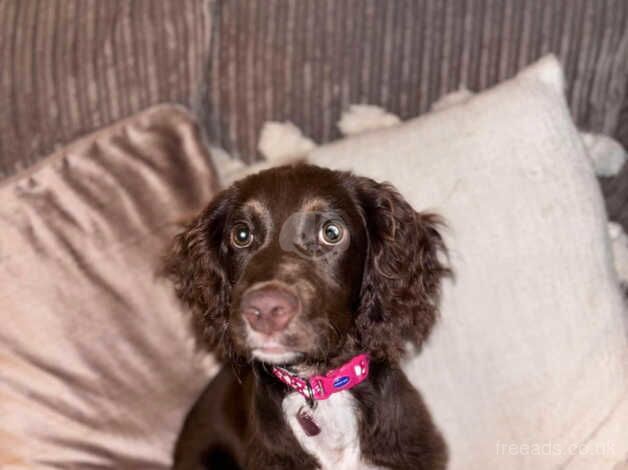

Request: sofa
left=1, top=2, right=627, bottom=469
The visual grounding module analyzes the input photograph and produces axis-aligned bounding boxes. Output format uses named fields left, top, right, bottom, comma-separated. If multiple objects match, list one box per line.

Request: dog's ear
left=351, top=176, right=449, bottom=360
left=161, top=188, right=234, bottom=356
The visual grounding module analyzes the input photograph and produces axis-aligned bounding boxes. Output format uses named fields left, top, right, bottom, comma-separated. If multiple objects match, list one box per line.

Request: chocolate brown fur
left=163, top=164, right=449, bottom=469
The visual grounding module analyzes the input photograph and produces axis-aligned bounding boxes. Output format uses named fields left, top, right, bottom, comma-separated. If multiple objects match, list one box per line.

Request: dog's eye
left=231, top=223, right=253, bottom=248
left=319, top=221, right=344, bottom=245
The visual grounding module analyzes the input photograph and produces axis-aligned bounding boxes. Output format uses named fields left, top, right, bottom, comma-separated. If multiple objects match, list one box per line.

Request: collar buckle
left=305, top=380, right=316, bottom=409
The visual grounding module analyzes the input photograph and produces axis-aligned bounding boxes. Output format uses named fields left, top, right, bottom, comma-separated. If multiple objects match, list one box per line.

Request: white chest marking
left=282, top=391, right=384, bottom=470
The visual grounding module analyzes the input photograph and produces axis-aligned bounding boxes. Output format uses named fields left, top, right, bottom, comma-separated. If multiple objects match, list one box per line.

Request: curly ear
left=161, top=190, right=234, bottom=357
left=352, top=176, right=449, bottom=361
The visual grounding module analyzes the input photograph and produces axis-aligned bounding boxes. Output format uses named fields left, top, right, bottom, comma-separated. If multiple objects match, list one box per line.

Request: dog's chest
left=282, top=391, right=383, bottom=470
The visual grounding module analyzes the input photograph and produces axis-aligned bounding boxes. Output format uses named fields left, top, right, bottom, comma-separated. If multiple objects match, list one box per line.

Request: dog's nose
left=241, top=286, right=299, bottom=335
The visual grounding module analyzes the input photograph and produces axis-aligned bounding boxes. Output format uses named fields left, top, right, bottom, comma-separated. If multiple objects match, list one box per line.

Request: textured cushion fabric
left=0, top=105, right=217, bottom=469
left=305, top=56, right=628, bottom=469
left=206, top=0, right=628, bottom=163
left=0, top=0, right=213, bottom=179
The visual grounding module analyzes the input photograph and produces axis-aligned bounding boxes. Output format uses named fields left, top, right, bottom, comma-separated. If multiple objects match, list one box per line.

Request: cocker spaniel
left=164, top=163, right=449, bottom=469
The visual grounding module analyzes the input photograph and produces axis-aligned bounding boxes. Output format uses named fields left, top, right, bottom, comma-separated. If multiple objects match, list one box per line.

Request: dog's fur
left=163, top=164, right=449, bottom=469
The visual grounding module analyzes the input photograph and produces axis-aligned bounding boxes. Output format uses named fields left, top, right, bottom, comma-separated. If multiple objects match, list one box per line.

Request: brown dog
left=164, top=164, right=448, bottom=469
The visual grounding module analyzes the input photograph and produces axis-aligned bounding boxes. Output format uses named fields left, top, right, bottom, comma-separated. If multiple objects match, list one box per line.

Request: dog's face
left=225, top=169, right=368, bottom=365
left=164, top=164, right=447, bottom=366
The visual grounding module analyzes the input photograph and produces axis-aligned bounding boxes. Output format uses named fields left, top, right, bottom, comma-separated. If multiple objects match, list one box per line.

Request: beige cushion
left=0, top=105, right=217, bottom=469
left=306, top=56, right=628, bottom=469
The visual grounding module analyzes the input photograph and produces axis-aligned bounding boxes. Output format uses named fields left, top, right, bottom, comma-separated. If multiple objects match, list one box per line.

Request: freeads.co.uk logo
left=495, top=440, right=615, bottom=458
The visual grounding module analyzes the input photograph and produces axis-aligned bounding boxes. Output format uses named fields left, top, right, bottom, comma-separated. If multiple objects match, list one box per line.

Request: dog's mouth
left=251, top=344, right=303, bottom=365
left=246, top=333, right=305, bottom=364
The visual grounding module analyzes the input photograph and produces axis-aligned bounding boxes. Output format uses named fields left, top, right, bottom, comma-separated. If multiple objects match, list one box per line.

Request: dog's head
left=163, top=164, right=447, bottom=366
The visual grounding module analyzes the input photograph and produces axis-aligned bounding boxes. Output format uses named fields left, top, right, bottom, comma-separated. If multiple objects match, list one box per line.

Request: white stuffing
left=581, top=132, right=627, bottom=177
left=431, top=88, right=474, bottom=111
left=217, top=122, right=312, bottom=187
left=608, top=222, right=628, bottom=285
left=209, top=145, right=247, bottom=188
left=210, top=145, right=245, bottom=173
left=338, top=105, right=400, bottom=136
left=258, top=121, right=316, bottom=161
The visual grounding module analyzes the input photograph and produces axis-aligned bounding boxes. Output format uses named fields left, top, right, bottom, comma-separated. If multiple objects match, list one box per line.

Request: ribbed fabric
left=0, top=0, right=213, bottom=178
left=205, top=0, right=628, bottom=163
left=2, top=1, right=627, bottom=222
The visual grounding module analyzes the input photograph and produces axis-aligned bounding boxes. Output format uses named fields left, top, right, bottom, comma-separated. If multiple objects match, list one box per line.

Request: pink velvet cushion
left=0, top=105, right=217, bottom=468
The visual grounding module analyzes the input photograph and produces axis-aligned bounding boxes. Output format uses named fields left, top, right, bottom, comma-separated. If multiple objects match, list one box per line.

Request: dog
left=163, top=163, right=449, bottom=469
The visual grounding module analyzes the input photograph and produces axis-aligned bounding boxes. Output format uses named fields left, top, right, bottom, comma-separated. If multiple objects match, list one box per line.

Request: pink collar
left=272, top=353, right=370, bottom=405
